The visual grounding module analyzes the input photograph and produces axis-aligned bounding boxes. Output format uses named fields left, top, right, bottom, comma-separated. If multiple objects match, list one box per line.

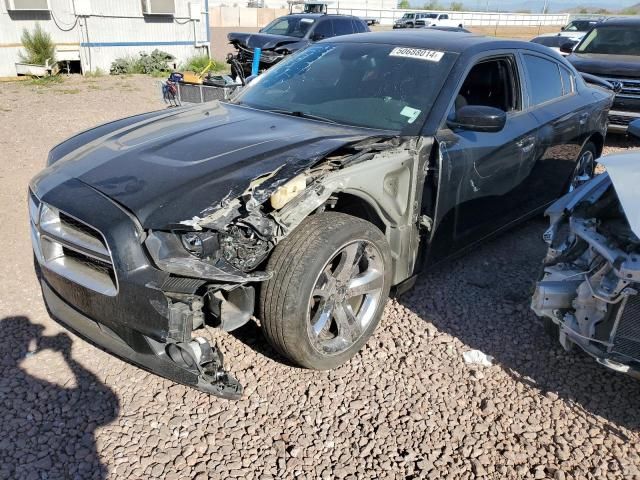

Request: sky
left=422, top=0, right=639, bottom=12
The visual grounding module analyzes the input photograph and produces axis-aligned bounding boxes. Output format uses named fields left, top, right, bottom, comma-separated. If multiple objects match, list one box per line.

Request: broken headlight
left=180, top=231, right=219, bottom=259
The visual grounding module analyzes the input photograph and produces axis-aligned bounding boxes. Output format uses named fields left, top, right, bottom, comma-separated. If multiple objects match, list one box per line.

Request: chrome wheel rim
left=307, top=240, right=384, bottom=356
left=569, top=150, right=595, bottom=192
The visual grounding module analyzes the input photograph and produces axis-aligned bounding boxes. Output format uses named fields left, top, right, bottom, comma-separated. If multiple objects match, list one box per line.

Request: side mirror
left=560, top=26, right=565, bottom=31
left=560, top=40, right=577, bottom=54
left=628, top=119, right=640, bottom=139
left=311, top=33, right=325, bottom=41
left=447, top=105, right=506, bottom=133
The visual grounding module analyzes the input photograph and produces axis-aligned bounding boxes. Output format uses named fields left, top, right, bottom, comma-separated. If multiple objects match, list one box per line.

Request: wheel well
left=330, top=193, right=386, bottom=233
left=588, top=133, right=605, bottom=158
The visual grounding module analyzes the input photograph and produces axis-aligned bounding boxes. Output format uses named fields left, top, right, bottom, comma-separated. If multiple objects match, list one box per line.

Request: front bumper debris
left=41, top=279, right=243, bottom=399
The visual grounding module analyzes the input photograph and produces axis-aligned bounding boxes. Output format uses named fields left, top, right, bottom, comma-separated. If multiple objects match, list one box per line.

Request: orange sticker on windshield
left=389, top=47, right=444, bottom=62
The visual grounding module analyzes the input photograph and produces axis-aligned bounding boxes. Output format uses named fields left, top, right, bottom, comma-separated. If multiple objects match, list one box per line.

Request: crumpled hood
left=568, top=53, right=640, bottom=78
left=33, top=103, right=379, bottom=229
left=227, top=32, right=308, bottom=51
left=600, top=152, right=640, bottom=239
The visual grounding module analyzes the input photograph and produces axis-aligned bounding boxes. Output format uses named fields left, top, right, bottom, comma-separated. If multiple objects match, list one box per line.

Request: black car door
left=519, top=52, right=586, bottom=207
left=430, top=53, right=539, bottom=257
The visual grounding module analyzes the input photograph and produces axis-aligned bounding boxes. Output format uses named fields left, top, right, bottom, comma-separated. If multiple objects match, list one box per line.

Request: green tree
left=19, top=24, right=55, bottom=66
left=398, top=0, right=410, bottom=8
left=450, top=2, right=464, bottom=11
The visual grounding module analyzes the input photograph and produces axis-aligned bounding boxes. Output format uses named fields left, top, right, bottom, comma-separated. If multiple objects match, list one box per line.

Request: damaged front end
left=226, top=32, right=301, bottom=83
left=532, top=152, right=640, bottom=377
left=129, top=135, right=409, bottom=395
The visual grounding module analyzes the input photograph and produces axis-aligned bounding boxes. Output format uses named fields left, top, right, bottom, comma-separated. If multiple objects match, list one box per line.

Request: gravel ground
left=2, top=75, right=640, bottom=480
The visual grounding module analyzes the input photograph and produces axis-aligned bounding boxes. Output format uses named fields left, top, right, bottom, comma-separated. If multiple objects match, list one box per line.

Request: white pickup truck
left=415, top=12, right=463, bottom=28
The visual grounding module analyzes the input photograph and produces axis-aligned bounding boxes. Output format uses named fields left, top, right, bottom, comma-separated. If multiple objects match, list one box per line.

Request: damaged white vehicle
left=532, top=120, right=640, bottom=377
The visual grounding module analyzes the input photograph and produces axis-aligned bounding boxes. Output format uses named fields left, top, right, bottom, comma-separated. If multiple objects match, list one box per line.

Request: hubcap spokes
left=308, top=241, right=384, bottom=355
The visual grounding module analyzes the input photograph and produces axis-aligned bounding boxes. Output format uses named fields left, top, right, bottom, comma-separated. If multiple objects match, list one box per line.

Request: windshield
left=261, top=16, right=316, bottom=38
left=576, top=26, right=640, bottom=55
left=232, top=43, right=458, bottom=133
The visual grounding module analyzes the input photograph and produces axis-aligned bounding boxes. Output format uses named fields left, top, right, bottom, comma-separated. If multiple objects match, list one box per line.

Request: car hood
left=568, top=53, right=640, bottom=77
left=32, top=103, right=384, bottom=229
left=227, top=32, right=308, bottom=51
left=600, top=152, right=640, bottom=239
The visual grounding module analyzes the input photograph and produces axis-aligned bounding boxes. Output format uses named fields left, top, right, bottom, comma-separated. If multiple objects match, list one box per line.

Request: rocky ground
left=1, top=75, right=640, bottom=479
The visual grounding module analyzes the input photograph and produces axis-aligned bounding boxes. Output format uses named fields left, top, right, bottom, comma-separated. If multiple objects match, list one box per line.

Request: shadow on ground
left=0, top=316, right=119, bottom=480
left=399, top=218, right=640, bottom=434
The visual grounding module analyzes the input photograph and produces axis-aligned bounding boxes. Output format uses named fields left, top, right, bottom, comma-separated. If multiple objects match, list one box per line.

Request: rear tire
left=568, top=141, right=597, bottom=192
left=258, top=212, right=392, bottom=370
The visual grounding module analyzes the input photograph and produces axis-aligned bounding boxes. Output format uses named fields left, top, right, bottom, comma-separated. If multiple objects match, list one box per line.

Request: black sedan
left=30, top=31, right=612, bottom=398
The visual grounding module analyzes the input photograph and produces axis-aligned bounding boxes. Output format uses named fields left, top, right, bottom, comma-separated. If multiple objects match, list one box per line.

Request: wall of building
left=0, top=0, right=210, bottom=77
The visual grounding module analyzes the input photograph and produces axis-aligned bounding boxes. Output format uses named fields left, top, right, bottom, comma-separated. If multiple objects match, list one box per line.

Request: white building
left=0, top=0, right=210, bottom=77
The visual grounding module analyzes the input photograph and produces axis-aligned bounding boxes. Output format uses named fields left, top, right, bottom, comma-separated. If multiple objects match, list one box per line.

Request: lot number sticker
left=389, top=47, right=444, bottom=62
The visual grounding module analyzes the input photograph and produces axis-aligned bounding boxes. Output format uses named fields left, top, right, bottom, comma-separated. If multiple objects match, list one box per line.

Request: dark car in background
left=227, top=13, right=369, bottom=81
left=564, top=18, right=640, bottom=132
left=30, top=31, right=612, bottom=398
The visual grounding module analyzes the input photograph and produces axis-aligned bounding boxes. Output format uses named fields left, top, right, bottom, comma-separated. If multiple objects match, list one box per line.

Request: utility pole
left=542, top=0, right=549, bottom=14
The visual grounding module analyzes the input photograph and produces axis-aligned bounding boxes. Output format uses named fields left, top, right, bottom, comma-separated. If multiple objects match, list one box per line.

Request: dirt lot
left=2, top=75, right=640, bottom=480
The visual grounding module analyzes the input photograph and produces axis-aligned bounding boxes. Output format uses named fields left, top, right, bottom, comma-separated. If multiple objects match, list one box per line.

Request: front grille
left=609, top=114, right=633, bottom=126
left=610, top=295, right=640, bottom=360
left=30, top=194, right=117, bottom=296
left=602, top=77, right=640, bottom=97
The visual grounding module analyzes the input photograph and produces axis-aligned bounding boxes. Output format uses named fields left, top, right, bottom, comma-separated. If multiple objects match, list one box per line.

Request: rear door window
left=522, top=54, right=564, bottom=106
left=332, top=18, right=355, bottom=36
left=559, top=66, right=574, bottom=95
left=352, top=19, right=367, bottom=33
left=312, top=19, right=333, bottom=40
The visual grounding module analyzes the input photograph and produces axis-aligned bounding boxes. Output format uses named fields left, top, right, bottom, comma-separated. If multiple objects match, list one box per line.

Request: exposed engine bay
left=532, top=153, right=640, bottom=377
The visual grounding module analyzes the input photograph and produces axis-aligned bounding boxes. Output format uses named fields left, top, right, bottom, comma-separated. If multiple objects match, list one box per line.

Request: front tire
left=259, top=213, right=392, bottom=370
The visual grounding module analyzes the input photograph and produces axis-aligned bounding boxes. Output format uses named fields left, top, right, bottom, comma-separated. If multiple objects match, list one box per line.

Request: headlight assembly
left=179, top=231, right=219, bottom=259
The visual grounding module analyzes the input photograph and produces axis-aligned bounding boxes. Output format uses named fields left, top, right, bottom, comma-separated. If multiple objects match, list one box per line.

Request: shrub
left=110, top=49, right=174, bottom=75
left=136, top=49, right=175, bottom=74
left=19, top=24, right=55, bottom=65
left=182, top=54, right=226, bottom=73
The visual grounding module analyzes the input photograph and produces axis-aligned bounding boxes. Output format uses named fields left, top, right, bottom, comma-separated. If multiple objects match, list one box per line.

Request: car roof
left=599, top=17, right=640, bottom=26
left=328, top=30, right=554, bottom=55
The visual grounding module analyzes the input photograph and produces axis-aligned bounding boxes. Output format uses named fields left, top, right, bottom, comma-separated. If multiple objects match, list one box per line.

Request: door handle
left=516, top=136, right=536, bottom=153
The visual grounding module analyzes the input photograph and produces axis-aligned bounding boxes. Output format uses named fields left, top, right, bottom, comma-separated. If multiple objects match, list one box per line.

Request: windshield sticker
left=400, top=106, right=421, bottom=124
left=389, top=47, right=444, bottom=62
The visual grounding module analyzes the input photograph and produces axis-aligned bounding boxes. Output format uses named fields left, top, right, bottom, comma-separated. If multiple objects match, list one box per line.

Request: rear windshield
left=576, top=26, right=640, bottom=55
left=531, top=36, right=564, bottom=48
left=233, top=42, right=458, bottom=133
left=261, top=16, right=316, bottom=38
